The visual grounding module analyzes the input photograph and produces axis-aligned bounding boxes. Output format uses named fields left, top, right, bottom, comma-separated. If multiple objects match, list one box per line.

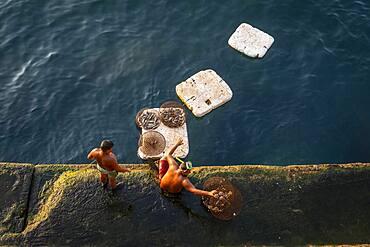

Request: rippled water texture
left=0, top=0, right=369, bottom=165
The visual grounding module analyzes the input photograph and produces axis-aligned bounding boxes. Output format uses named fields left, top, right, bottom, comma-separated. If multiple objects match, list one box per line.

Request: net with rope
left=159, top=101, right=186, bottom=128
left=202, top=177, right=243, bottom=220
left=138, top=131, right=166, bottom=156
left=135, top=108, right=161, bottom=130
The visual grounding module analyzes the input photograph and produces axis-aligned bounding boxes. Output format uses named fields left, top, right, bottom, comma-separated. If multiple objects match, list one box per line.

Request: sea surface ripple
left=0, top=0, right=369, bottom=165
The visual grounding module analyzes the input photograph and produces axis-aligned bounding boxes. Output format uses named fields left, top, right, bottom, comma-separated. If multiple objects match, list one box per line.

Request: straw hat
left=138, top=131, right=166, bottom=156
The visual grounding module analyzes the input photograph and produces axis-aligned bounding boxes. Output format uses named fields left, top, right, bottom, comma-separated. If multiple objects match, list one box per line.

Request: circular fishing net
left=135, top=108, right=161, bottom=130
left=159, top=101, right=186, bottom=128
left=138, top=131, right=166, bottom=156
left=202, top=177, right=243, bottom=220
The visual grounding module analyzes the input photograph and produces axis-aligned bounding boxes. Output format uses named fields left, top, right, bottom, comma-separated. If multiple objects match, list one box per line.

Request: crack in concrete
left=21, top=163, right=36, bottom=232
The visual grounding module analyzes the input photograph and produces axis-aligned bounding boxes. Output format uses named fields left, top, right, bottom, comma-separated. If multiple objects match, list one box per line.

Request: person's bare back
left=99, top=151, right=118, bottom=170
left=160, top=155, right=186, bottom=193
left=87, top=140, right=130, bottom=190
left=158, top=139, right=216, bottom=197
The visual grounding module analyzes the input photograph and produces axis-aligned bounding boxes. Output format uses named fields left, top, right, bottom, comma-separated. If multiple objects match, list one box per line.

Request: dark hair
left=180, top=162, right=187, bottom=171
left=100, top=140, right=113, bottom=152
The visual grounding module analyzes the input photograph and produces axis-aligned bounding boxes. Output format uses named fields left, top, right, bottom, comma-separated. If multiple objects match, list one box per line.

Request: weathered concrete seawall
left=0, top=162, right=369, bottom=246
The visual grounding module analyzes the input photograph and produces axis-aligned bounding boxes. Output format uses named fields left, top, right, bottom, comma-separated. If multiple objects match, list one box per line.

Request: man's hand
left=208, top=190, right=218, bottom=197
left=114, top=164, right=131, bottom=173
left=122, top=166, right=131, bottom=173
left=165, top=138, right=184, bottom=157
left=176, top=138, right=183, bottom=146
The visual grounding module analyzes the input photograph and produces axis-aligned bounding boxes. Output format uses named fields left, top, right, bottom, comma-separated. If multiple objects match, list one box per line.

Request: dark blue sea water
left=0, top=0, right=369, bottom=165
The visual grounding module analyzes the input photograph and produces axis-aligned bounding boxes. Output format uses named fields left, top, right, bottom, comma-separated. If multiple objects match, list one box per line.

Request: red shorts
left=159, top=159, right=169, bottom=178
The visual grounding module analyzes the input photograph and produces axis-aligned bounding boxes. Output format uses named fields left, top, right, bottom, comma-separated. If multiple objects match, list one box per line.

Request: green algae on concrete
left=0, top=163, right=34, bottom=234
left=190, top=163, right=370, bottom=245
left=0, top=163, right=370, bottom=246
left=25, top=164, right=152, bottom=233
left=25, top=164, right=93, bottom=227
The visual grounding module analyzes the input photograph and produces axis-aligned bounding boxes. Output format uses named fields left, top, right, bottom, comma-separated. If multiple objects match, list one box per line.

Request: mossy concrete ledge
left=0, top=162, right=370, bottom=246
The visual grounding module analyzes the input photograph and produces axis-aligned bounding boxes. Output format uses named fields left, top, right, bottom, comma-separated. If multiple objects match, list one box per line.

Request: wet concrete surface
left=0, top=163, right=33, bottom=234
left=0, top=163, right=369, bottom=246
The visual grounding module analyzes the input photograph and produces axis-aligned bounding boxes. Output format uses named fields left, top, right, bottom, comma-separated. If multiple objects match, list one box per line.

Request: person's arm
left=112, top=162, right=130, bottom=173
left=162, top=139, right=183, bottom=169
left=164, top=138, right=183, bottom=157
left=182, top=179, right=216, bottom=197
left=87, top=148, right=99, bottom=160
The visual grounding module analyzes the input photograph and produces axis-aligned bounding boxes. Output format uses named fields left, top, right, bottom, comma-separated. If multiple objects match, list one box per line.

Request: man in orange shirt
left=88, top=140, right=130, bottom=190
left=158, top=138, right=216, bottom=198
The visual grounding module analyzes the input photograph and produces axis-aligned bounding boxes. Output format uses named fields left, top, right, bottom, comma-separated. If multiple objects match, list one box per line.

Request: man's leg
left=100, top=173, right=108, bottom=184
left=109, top=176, right=117, bottom=190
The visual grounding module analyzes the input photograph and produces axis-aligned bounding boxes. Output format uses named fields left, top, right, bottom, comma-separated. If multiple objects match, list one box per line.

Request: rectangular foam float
left=137, top=108, right=189, bottom=160
left=176, top=69, right=233, bottom=117
left=228, top=23, right=274, bottom=58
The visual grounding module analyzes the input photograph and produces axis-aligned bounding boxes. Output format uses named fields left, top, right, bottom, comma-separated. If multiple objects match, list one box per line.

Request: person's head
left=179, top=161, right=193, bottom=176
left=100, top=140, right=114, bottom=153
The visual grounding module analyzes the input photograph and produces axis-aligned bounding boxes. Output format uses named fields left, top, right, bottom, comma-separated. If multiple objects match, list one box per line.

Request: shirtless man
left=158, top=139, right=216, bottom=197
left=87, top=140, right=130, bottom=190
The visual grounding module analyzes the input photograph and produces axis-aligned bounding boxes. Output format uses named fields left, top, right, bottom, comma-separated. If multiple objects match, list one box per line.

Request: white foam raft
left=176, top=69, right=233, bottom=117
left=137, top=108, right=189, bottom=160
left=228, top=23, right=274, bottom=58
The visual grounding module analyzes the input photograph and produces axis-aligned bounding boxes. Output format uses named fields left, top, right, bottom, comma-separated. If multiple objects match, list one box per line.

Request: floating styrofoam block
left=228, top=23, right=274, bottom=58
left=137, top=108, right=189, bottom=160
left=176, top=69, right=233, bottom=117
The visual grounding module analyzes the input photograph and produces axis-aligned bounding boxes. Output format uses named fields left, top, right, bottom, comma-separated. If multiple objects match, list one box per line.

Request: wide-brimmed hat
left=139, top=131, right=166, bottom=156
